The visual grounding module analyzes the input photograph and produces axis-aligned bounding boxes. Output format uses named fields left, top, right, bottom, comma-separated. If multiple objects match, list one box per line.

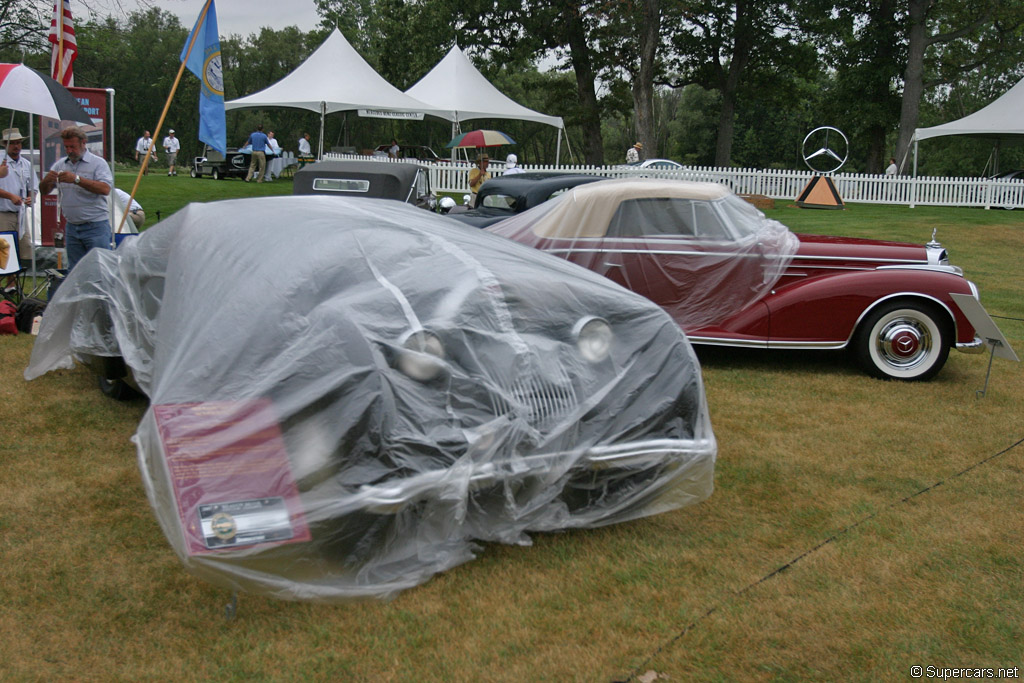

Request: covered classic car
left=294, top=159, right=436, bottom=210
left=446, top=173, right=603, bottom=228
left=487, top=178, right=1012, bottom=381
left=25, top=196, right=716, bottom=601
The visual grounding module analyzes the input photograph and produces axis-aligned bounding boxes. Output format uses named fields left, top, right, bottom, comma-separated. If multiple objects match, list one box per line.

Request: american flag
left=49, top=0, right=77, bottom=87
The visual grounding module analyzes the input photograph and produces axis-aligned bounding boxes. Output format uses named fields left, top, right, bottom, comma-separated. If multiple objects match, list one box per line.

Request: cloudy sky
left=78, top=0, right=324, bottom=38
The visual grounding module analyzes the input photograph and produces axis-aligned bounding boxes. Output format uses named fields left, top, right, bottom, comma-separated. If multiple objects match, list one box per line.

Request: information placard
left=153, top=399, right=312, bottom=555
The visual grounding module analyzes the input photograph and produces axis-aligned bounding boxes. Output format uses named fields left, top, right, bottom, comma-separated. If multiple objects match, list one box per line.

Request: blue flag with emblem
left=181, top=0, right=225, bottom=154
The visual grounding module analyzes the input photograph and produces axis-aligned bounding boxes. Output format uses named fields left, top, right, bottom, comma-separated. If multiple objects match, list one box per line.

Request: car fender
left=761, top=268, right=977, bottom=347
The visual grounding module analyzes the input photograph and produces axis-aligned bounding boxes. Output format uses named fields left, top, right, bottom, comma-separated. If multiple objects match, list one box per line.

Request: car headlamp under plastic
left=397, top=330, right=446, bottom=381
left=574, top=317, right=613, bottom=363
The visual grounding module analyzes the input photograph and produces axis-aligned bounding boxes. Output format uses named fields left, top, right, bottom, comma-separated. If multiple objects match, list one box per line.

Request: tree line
left=1, top=0, right=1022, bottom=176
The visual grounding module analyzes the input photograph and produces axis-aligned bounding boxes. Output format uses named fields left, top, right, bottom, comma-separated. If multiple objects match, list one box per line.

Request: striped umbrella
left=0, top=63, right=92, bottom=122
left=445, top=129, right=516, bottom=149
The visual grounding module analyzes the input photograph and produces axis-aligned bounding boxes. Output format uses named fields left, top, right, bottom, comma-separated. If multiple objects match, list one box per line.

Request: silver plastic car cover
left=25, top=196, right=716, bottom=602
left=487, top=178, right=800, bottom=330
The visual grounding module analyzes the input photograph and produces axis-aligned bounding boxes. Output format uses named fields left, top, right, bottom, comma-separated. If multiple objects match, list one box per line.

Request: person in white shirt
left=264, top=132, right=284, bottom=181
left=114, top=188, right=145, bottom=228
left=503, top=153, right=525, bottom=175
left=626, top=142, right=641, bottom=164
left=0, top=128, right=38, bottom=258
left=298, top=132, right=312, bottom=158
left=163, top=129, right=181, bottom=176
left=135, top=130, right=156, bottom=174
left=885, top=157, right=898, bottom=175
left=267, top=132, right=282, bottom=156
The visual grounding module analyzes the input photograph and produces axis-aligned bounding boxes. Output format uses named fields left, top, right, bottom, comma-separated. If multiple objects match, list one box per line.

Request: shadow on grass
left=692, top=345, right=857, bottom=378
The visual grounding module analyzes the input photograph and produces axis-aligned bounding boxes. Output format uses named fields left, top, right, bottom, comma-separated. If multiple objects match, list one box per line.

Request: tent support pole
left=556, top=128, right=562, bottom=166
left=318, top=102, right=325, bottom=160
left=910, top=138, right=918, bottom=209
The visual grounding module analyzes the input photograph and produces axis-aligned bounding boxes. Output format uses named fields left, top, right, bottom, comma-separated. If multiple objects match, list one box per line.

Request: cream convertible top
left=518, top=178, right=734, bottom=239
left=487, top=178, right=800, bottom=330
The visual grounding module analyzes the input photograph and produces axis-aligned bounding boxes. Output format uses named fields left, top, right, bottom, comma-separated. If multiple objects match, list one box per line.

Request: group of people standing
left=241, top=124, right=286, bottom=183
left=3, top=125, right=146, bottom=276
left=134, top=129, right=180, bottom=176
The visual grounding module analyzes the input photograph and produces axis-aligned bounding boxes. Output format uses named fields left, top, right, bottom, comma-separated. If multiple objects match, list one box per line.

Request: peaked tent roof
left=915, top=76, right=1024, bottom=142
left=404, top=45, right=563, bottom=130
left=225, top=28, right=445, bottom=117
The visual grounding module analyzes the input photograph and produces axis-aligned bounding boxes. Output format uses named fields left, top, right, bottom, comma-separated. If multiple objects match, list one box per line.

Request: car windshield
left=480, top=193, right=517, bottom=210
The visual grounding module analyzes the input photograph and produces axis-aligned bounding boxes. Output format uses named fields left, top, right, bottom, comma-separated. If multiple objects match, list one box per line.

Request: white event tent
left=225, top=29, right=449, bottom=158
left=912, top=76, right=1024, bottom=175
left=404, top=45, right=566, bottom=164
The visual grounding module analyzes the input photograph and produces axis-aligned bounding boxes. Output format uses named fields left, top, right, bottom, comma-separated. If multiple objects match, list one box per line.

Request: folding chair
left=0, top=230, right=26, bottom=305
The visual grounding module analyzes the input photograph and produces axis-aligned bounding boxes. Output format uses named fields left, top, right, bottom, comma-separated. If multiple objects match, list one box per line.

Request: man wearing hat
left=503, top=153, right=525, bottom=175
left=162, top=129, right=180, bottom=176
left=0, top=128, right=38, bottom=260
left=626, top=141, right=642, bottom=164
left=468, top=154, right=490, bottom=205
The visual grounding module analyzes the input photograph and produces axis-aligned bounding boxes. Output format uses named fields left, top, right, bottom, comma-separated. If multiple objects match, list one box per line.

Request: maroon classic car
left=487, top=178, right=1009, bottom=381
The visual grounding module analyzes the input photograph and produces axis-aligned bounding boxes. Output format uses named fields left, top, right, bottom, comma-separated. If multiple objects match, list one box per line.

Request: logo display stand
left=796, top=175, right=844, bottom=209
left=797, top=126, right=848, bottom=210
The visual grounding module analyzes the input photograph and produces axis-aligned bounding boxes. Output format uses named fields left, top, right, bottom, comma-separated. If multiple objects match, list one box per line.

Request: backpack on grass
left=15, top=298, right=47, bottom=333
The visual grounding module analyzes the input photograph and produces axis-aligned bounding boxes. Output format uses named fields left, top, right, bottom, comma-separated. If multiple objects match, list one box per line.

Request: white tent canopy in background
left=912, top=76, right=1024, bottom=175
left=225, top=29, right=448, bottom=158
left=404, top=45, right=565, bottom=164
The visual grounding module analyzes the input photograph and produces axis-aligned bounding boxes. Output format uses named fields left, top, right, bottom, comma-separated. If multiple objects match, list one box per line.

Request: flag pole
left=56, top=2, right=65, bottom=84
left=118, top=0, right=212, bottom=234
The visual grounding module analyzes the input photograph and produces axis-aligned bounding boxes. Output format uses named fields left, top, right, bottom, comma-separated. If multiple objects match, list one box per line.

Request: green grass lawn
left=118, top=168, right=292, bottom=223
left=1, top=184, right=1022, bottom=680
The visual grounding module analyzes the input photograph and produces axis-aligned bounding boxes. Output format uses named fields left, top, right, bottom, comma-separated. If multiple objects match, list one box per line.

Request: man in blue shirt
left=244, top=124, right=269, bottom=183
left=39, top=126, right=113, bottom=271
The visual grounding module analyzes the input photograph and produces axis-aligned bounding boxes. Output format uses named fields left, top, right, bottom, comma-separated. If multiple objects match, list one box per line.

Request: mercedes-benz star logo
left=802, top=126, right=849, bottom=174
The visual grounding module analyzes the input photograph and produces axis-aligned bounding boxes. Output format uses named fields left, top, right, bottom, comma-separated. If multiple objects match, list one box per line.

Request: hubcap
left=878, top=319, right=930, bottom=368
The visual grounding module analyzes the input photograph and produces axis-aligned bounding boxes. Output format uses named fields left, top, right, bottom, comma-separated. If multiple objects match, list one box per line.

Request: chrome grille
left=491, top=363, right=578, bottom=430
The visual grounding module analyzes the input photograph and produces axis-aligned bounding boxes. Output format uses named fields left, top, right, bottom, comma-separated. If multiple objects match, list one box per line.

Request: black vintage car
left=294, top=159, right=436, bottom=210
left=447, top=173, right=603, bottom=228
left=189, top=144, right=251, bottom=180
left=26, top=196, right=716, bottom=602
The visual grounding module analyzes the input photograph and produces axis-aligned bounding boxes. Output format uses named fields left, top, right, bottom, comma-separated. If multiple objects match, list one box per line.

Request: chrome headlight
left=573, top=316, right=613, bottom=363
left=397, top=329, right=446, bottom=381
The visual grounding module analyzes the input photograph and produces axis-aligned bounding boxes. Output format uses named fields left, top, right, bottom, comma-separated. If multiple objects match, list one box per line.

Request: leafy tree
left=72, top=9, right=194, bottom=162
left=666, top=0, right=810, bottom=167
left=0, top=0, right=47, bottom=56
left=894, top=0, right=1024, bottom=167
left=801, top=0, right=1024, bottom=172
left=796, top=0, right=904, bottom=172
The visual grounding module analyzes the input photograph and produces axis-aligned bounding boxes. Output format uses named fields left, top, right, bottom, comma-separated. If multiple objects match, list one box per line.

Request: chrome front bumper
left=956, top=336, right=987, bottom=354
left=322, top=437, right=717, bottom=516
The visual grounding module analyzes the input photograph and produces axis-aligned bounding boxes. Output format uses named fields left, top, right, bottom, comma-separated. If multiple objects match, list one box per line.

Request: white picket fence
left=322, top=153, right=1024, bottom=210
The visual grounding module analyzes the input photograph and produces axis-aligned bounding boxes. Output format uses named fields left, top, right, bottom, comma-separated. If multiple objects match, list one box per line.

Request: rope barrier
left=618, top=434, right=1024, bottom=682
